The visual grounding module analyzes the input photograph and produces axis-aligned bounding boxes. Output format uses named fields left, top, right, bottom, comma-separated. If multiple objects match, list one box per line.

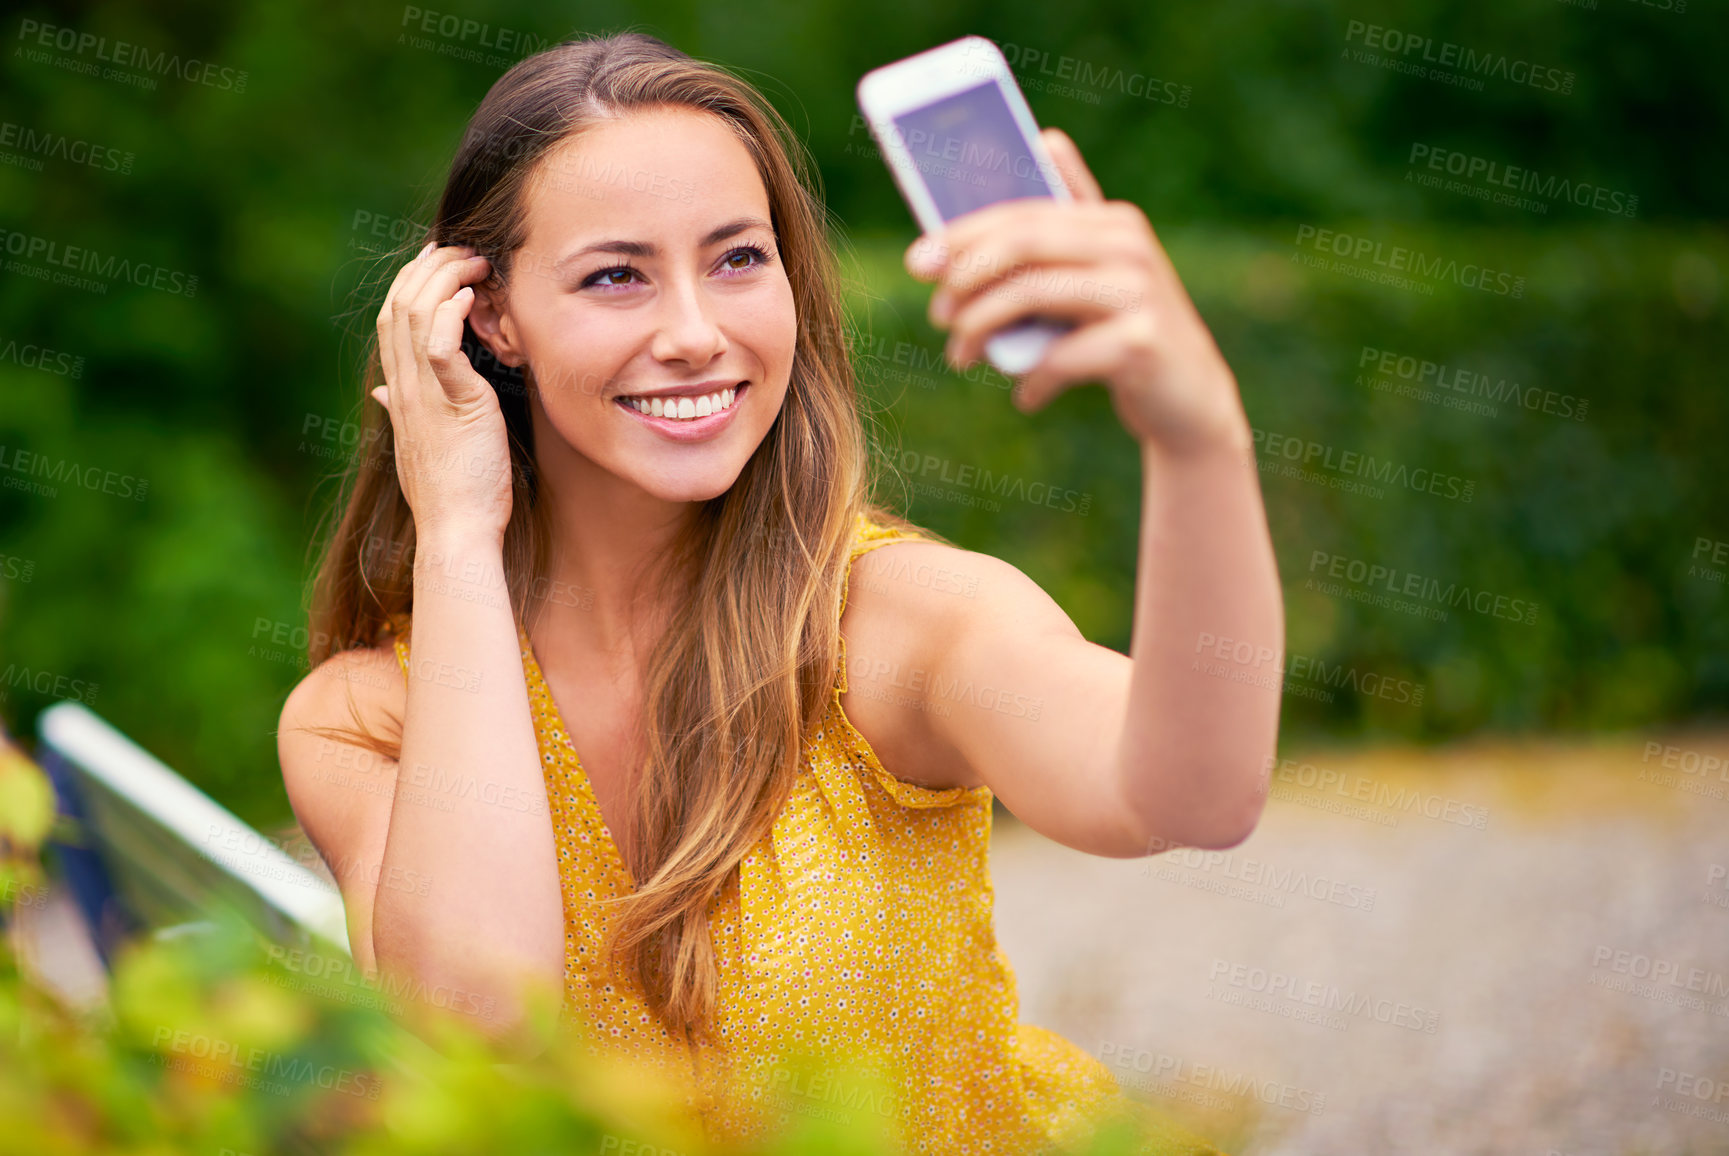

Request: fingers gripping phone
left=857, top=36, right=1074, bottom=377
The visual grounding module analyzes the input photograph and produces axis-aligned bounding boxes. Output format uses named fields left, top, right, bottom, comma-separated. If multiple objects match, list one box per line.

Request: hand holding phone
left=857, top=37, right=1074, bottom=376
left=857, top=38, right=1248, bottom=455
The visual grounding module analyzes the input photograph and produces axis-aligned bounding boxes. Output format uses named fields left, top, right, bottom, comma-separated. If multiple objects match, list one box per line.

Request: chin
left=631, top=464, right=749, bottom=504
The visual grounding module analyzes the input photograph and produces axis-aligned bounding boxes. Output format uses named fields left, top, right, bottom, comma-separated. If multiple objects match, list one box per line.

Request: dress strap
left=830, top=514, right=990, bottom=809
left=835, top=512, right=931, bottom=694
left=386, top=612, right=412, bottom=676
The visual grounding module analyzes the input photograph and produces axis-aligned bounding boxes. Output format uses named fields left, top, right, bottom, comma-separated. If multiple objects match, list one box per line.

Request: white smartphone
left=857, top=36, right=1074, bottom=377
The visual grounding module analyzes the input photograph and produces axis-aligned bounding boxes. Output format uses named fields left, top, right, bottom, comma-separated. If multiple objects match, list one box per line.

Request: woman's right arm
left=277, top=243, right=563, bottom=1044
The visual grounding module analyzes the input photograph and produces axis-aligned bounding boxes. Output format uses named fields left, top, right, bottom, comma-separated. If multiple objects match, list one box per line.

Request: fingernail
left=906, top=239, right=943, bottom=278
left=930, top=291, right=953, bottom=325
left=419, top=241, right=436, bottom=259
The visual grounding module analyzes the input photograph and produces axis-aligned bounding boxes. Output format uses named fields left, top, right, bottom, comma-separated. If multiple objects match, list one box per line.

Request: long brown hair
left=305, top=32, right=938, bottom=1035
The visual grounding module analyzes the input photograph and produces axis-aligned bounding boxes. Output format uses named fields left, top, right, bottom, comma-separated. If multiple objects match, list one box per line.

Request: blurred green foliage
left=0, top=879, right=1036, bottom=1152
left=0, top=921, right=1182, bottom=1154
left=0, top=749, right=1191, bottom=1154
left=0, top=0, right=1723, bottom=826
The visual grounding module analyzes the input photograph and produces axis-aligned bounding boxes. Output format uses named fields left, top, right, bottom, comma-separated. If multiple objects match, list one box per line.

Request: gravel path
left=989, top=735, right=1729, bottom=1156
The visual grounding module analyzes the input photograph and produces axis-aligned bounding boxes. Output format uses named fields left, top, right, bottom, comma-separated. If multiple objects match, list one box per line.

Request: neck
left=526, top=408, right=700, bottom=664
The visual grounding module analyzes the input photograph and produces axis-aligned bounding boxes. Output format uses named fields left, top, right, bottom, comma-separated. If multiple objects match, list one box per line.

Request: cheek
left=745, top=277, right=799, bottom=368
left=522, top=297, right=627, bottom=400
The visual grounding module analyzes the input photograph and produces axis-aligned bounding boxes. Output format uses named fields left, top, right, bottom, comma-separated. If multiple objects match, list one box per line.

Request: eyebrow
left=553, top=216, right=773, bottom=272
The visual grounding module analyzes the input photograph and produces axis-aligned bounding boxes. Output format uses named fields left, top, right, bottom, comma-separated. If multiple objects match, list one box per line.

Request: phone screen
left=891, top=79, right=1056, bottom=222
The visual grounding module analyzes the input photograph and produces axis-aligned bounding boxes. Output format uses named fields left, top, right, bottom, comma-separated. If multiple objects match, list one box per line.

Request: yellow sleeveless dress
left=390, top=512, right=1220, bottom=1156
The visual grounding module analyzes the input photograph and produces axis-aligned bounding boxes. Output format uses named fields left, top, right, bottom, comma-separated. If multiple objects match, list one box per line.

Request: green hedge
left=0, top=0, right=1720, bottom=824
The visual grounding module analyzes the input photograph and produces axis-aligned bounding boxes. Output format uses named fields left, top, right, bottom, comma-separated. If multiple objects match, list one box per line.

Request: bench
left=35, top=700, right=350, bottom=968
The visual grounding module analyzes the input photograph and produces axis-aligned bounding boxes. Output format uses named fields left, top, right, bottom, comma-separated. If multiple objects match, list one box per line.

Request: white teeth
left=626, top=388, right=740, bottom=421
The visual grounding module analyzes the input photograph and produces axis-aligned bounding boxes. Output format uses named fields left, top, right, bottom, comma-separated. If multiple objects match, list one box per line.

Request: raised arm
left=279, top=243, right=563, bottom=1043
left=894, top=128, right=1283, bottom=855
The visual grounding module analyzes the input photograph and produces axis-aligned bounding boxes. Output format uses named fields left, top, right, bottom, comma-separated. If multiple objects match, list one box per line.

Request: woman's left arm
left=903, top=128, right=1283, bottom=855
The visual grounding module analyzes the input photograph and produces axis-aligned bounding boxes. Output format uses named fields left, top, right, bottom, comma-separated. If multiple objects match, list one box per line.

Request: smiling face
left=470, top=105, right=797, bottom=506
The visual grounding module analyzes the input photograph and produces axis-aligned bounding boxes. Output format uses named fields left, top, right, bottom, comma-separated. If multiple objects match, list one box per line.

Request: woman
left=278, top=31, right=1281, bottom=1156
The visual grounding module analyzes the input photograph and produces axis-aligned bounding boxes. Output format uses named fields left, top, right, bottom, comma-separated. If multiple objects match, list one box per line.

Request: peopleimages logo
left=989, top=41, right=1191, bottom=107
left=1251, top=426, right=1477, bottom=504
left=1590, top=945, right=1729, bottom=1002
left=1191, top=631, right=1426, bottom=707
left=0, top=663, right=99, bottom=705
left=0, top=121, right=135, bottom=175
left=1357, top=345, right=1588, bottom=422
left=1306, top=549, right=1540, bottom=627
left=150, top=1026, right=381, bottom=1099
left=1406, top=144, right=1637, bottom=219
left=0, top=444, right=148, bottom=501
left=1293, top=224, right=1525, bottom=299
left=1206, top=958, right=1442, bottom=1033
left=1342, top=20, right=1575, bottom=95
left=0, top=227, right=198, bottom=298
left=1099, top=1043, right=1327, bottom=1115
left=1655, top=1068, right=1729, bottom=1125
left=1141, top=835, right=1379, bottom=911
left=397, top=6, right=553, bottom=68
left=15, top=19, right=249, bottom=92
left=0, top=336, right=84, bottom=379
left=882, top=446, right=1093, bottom=517
left=1264, top=755, right=1490, bottom=830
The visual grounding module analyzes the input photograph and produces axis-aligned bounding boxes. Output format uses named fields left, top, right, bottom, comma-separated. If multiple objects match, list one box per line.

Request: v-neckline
left=510, top=514, right=902, bottom=895
left=517, top=623, right=637, bottom=892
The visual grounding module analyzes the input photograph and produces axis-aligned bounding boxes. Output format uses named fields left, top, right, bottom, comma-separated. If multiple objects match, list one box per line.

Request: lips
left=614, top=382, right=750, bottom=441
left=617, top=383, right=741, bottom=421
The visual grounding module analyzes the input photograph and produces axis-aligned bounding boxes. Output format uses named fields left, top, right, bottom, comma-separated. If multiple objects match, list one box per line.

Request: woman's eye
left=719, top=245, right=772, bottom=275
left=581, top=246, right=771, bottom=289
left=585, top=266, right=639, bottom=289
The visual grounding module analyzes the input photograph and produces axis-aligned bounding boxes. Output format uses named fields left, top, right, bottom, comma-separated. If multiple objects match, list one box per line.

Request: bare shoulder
left=846, top=538, right=1084, bottom=647
left=839, top=539, right=1083, bottom=789
left=279, top=643, right=406, bottom=755
left=277, top=644, right=406, bottom=869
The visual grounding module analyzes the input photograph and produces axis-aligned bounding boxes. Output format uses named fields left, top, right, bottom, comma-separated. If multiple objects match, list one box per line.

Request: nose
left=650, top=275, right=727, bottom=368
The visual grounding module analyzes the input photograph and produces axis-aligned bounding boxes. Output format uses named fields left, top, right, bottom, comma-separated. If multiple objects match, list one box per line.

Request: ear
left=468, top=283, right=527, bottom=367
